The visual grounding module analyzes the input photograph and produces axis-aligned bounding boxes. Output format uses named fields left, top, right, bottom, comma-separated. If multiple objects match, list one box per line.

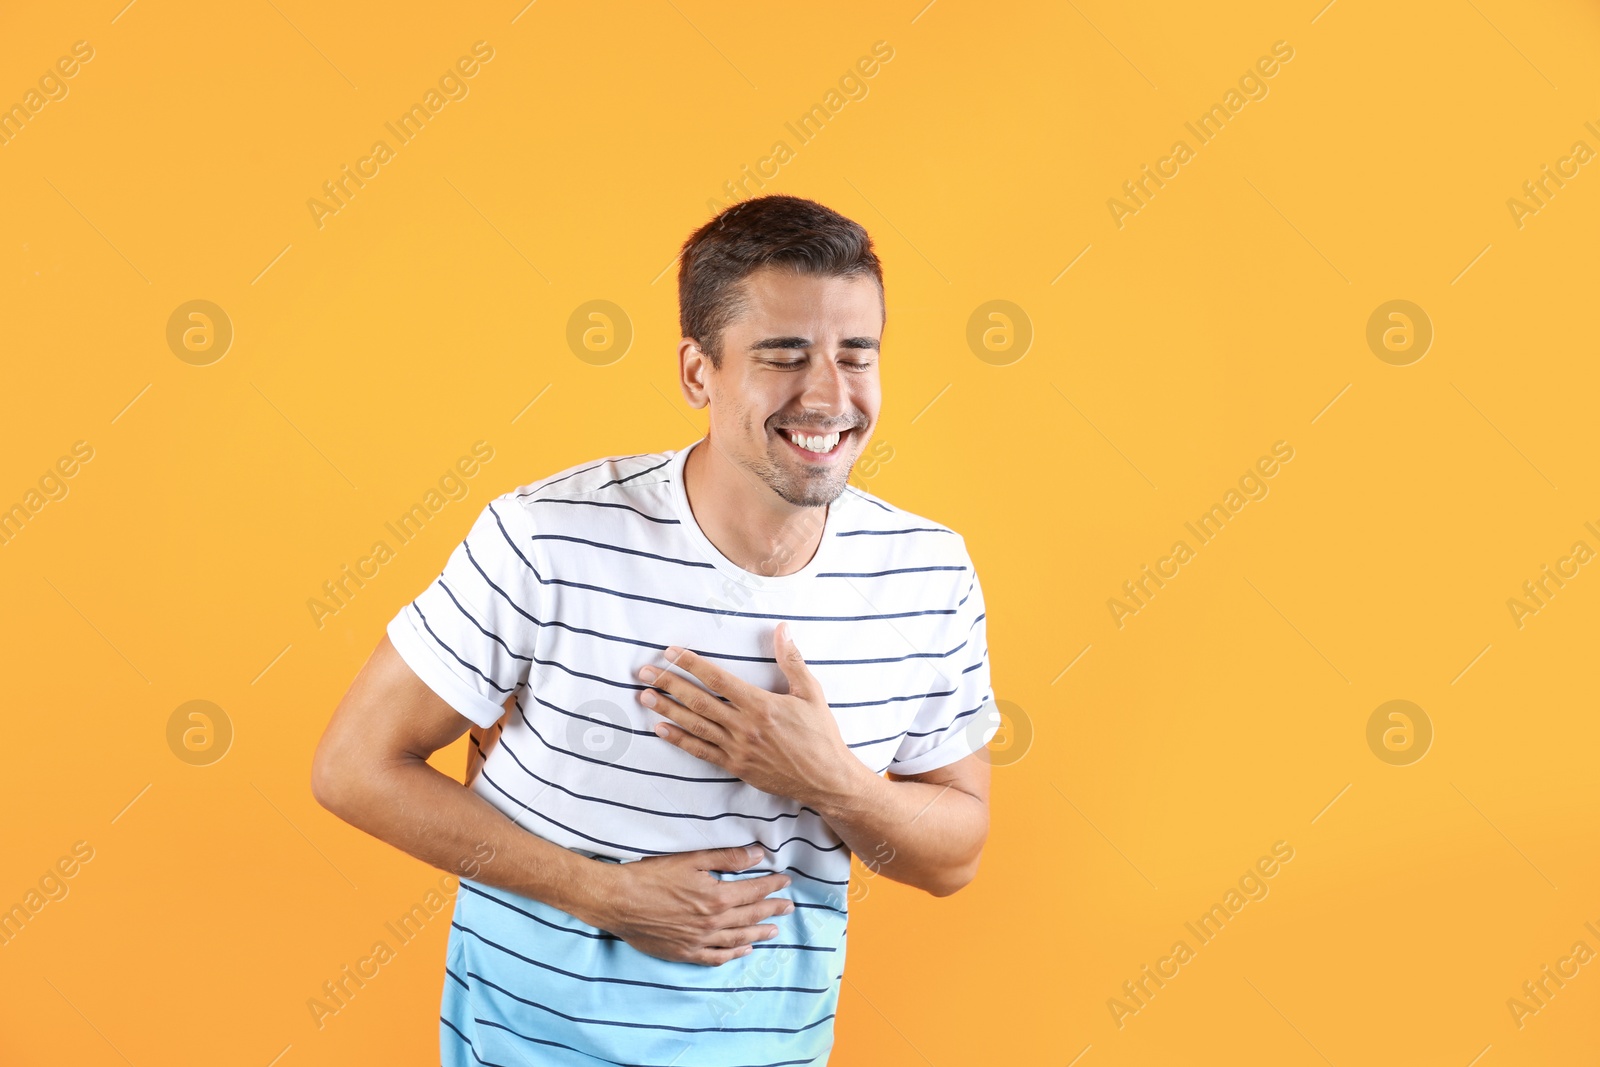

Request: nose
left=798, top=357, right=849, bottom=419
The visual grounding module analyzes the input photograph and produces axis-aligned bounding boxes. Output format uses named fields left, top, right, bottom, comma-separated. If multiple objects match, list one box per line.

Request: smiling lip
left=775, top=425, right=854, bottom=462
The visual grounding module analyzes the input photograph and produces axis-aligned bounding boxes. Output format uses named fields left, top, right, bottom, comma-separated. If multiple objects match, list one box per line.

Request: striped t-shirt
left=386, top=438, right=997, bottom=1067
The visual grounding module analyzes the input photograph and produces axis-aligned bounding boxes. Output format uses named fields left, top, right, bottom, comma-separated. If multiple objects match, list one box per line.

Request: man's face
left=686, top=267, right=883, bottom=508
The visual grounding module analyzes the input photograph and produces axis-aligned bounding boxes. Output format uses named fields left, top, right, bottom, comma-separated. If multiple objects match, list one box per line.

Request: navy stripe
left=524, top=497, right=681, bottom=524
left=438, top=580, right=532, bottom=664
left=490, top=504, right=955, bottom=624
left=479, top=759, right=848, bottom=858
left=465, top=881, right=842, bottom=952
left=461, top=881, right=620, bottom=943
left=815, top=565, right=967, bottom=578
left=703, top=862, right=849, bottom=887
left=834, top=526, right=954, bottom=537
left=527, top=533, right=716, bottom=570
left=429, top=604, right=968, bottom=710
left=844, top=485, right=894, bottom=513
left=441, top=1016, right=512, bottom=1066
left=458, top=966, right=838, bottom=1034
left=412, top=603, right=515, bottom=696
left=513, top=688, right=891, bottom=766
left=451, top=919, right=834, bottom=993
left=463, top=881, right=838, bottom=959
left=463, top=535, right=984, bottom=667
left=492, top=733, right=850, bottom=843
left=519, top=690, right=901, bottom=787
left=478, top=767, right=667, bottom=856
left=512, top=693, right=746, bottom=785
left=471, top=1015, right=829, bottom=1067
left=470, top=1017, right=825, bottom=1062
left=830, top=687, right=957, bottom=710
left=591, top=455, right=672, bottom=490
left=794, top=898, right=847, bottom=915
left=524, top=452, right=653, bottom=492
left=902, top=697, right=991, bottom=739
left=525, top=684, right=895, bottom=763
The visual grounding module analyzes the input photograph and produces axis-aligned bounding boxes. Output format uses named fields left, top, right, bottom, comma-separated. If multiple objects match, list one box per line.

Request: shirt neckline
left=668, top=437, right=845, bottom=590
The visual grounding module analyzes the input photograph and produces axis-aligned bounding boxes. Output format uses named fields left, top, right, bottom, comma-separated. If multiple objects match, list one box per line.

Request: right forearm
left=321, top=755, right=616, bottom=926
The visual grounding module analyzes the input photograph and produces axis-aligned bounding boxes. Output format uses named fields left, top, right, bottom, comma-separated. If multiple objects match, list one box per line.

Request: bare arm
left=310, top=633, right=613, bottom=924
left=810, top=752, right=991, bottom=898
left=311, top=634, right=797, bottom=965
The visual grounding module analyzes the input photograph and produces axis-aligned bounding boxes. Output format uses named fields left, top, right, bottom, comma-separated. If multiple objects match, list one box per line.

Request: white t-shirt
left=387, top=438, right=997, bottom=1066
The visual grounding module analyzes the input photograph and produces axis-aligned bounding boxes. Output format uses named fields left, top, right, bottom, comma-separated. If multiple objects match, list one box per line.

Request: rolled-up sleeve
left=887, top=544, right=998, bottom=776
left=386, top=495, right=541, bottom=730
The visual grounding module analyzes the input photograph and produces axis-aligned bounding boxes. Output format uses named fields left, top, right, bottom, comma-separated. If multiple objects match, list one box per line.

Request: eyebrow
left=749, top=336, right=880, bottom=351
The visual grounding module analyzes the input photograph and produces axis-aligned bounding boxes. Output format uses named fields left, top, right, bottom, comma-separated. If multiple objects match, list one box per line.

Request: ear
left=678, top=338, right=711, bottom=409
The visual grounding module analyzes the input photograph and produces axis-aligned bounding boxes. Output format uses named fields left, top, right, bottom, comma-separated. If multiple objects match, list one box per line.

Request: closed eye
left=764, top=358, right=876, bottom=369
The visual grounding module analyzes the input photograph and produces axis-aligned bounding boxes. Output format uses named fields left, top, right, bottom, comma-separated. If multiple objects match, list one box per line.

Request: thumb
left=775, top=622, right=818, bottom=699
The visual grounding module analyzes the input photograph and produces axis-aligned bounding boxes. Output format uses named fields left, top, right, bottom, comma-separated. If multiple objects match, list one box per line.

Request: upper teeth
left=787, top=430, right=841, bottom=453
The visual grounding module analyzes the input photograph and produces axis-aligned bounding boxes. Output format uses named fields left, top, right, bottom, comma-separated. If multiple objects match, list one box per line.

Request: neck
left=683, top=438, right=828, bottom=577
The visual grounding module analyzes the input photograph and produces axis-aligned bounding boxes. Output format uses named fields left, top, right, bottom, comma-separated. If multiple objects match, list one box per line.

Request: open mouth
left=775, top=426, right=853, bottom=460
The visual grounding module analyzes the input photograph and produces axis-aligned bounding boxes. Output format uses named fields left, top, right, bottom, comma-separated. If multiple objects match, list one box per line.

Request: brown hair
left=677, top=195, right=883, bottom=368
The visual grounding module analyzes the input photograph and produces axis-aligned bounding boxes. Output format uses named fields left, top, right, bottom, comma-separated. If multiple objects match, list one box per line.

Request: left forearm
left=805, top=760, right=987, bottom=897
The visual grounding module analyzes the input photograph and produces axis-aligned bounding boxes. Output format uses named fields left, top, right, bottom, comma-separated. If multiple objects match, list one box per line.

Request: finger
left=694, top=944, right=753, bottom=966
left=652, top=720, right=726, bottom=766
left=648, top=698, right=729, bottom=750
left=704, top=923, right=783, bottom=949
left=774, top=622, right=819, bottom=700
left=661, top=645, right=760, bottom=706
left=639, top=664, right=734, bottom=735
left=722, top=898, right=797, bottom=928
left=724, top=871, right=793, bottom=903
left=696, top=845, right=770, bottom=873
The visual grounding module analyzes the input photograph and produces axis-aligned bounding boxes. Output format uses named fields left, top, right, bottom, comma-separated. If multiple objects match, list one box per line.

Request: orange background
left=3, top=1, right=1599, bottom=1064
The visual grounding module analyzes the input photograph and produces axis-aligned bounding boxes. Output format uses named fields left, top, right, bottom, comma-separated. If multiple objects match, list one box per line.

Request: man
left=311, top=194, right=998, bottom=1065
